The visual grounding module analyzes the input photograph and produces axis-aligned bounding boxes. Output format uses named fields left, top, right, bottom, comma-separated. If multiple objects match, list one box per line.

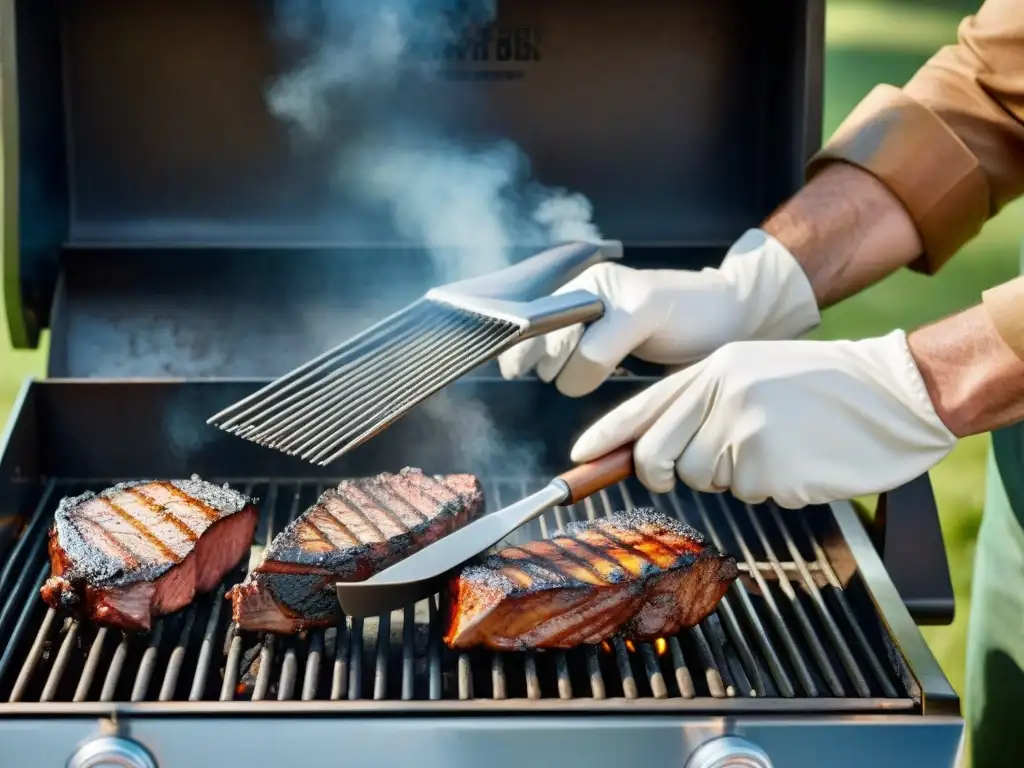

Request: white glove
left=570, top=330, right=957, bottom=509
left=498, top=229, right=821, bottom=397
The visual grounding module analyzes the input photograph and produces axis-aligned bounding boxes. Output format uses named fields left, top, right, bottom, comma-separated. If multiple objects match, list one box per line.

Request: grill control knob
left=68, top=736, right=158, bottom=768
left=686, top=736, right=773, bottom=768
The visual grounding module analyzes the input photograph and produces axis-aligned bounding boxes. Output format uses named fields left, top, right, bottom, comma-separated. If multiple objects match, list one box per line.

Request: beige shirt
left=806, top=0, right=1024, bottom=359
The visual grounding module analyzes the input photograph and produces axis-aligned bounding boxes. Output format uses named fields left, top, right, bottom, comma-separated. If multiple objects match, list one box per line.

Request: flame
left=654, top=638, right=668, bottom=656
left=600, top=640, right=613, bottom=654
left=624, top=640, right=637, bottom=653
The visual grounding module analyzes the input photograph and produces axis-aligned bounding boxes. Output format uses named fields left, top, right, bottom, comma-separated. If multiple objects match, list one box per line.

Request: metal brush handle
left=438, top=240, right=623, bottom=301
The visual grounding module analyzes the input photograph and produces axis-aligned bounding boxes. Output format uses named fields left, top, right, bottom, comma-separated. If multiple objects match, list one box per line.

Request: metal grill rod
left=758, top=503, right=869, bottom=697
left=735, top=498, right=846, bottom=696
left=74, top=627, right=108, bottom=702
left=701, top=492, right=821, bottom=696
left=299, top=481, right=329, bottom=703
left=221, top=482, right=265, bottom=701
left=0, top=480, right=58, bottom=680
left=665, top=490, right=791, bottom=697
left=530, top=483, right=575, bottom=700
left=792, top=515, right=899, bottom=699
left=191, top=585, right=228, bottom=700
left=160, top=607, right=197, bottom=701
left=100, top=628, right=128, bottom=701
left=251, top=482, right=303, bottom=702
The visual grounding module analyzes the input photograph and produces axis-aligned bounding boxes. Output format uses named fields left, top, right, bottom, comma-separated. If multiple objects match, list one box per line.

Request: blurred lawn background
left=0, top=0, right=1015, bottom=704
left=813, top=0, right=1022, bottom=702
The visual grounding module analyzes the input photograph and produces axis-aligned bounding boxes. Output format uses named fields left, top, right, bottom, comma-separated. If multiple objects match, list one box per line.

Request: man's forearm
left=763, top=161, right=1024, bottom=436
left=909, top=304, right=1024, bottom=437
left=762, top=162, right=924, bottom=308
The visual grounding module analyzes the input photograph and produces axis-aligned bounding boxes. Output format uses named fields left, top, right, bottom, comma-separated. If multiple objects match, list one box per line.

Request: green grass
left=0, top=331, right=44, bottom=411
left=0, top=0, right=1011, bottom=712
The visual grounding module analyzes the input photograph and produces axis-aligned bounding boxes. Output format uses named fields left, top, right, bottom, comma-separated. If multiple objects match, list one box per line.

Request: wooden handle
left=557, top=444, right=636, bottom=505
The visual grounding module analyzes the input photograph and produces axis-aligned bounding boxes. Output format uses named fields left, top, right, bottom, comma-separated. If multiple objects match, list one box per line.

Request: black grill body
left=0, top=0, right=965, bottom=765
left=0, top=380, right=962, bottom=766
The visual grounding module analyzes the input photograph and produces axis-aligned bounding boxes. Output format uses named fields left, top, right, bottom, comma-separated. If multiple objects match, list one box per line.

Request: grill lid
left=2, top=0, right=823, bottom=371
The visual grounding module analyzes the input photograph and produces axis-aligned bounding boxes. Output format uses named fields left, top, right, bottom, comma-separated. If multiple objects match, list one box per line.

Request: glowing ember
left=654, top=638, right=668, bottom=656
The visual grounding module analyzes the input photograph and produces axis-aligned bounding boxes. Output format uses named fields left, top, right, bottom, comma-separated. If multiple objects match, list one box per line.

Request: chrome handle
left=686, top=736, right=773, bottom=768
left=519, top=289, right=605, bottom=337
left=68, top=736, right=158, bottom=768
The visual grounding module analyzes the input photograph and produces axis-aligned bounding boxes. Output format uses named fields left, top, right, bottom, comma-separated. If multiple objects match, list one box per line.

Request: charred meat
left=229, top=468, right=484, bottom=634
left=444, top=508, right=737, bottom=650
left=41, top=477, right=259, bottom=632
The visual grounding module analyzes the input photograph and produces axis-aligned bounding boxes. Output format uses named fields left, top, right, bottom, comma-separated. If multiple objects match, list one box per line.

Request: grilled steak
left=229, top=468, right=484, bottom=634
left=444, top=508, right=738, bottom=650
left=41, top=477, right=258, bottom=632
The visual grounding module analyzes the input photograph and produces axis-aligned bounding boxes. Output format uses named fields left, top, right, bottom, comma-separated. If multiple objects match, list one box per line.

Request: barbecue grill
left=0, top=0, right=965, bottom=765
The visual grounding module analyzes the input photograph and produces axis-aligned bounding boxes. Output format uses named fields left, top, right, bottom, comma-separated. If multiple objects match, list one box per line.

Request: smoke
left=420, top=387, right=543, bottom=480
left=266, top=0, right=603, bottom=280
left=266, top=0, right=489, bottom=137
left=343, top=135, right=601, bottom=277
left=260, top=0, right=601, bottom=479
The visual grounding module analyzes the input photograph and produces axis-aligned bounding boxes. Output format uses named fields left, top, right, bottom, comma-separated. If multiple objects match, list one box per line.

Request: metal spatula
left=334, top=443, right=635, bottom=618
left=207, top=240, right=622, bottom=466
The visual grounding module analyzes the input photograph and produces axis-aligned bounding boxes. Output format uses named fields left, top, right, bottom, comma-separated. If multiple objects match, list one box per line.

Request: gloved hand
left=570, top=330, right=957, bottom=509
left=498, top=229, right=821, bottom=397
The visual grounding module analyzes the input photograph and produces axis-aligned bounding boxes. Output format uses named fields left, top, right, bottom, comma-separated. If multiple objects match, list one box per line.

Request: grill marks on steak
left=229, top=468, right=484, bottom=634
left=41, top=477, right=258, bottom=631
left=444, top=508, right=738, bottom=650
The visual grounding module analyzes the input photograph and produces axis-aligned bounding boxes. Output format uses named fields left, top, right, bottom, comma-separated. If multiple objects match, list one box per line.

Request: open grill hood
left=4, top=0, right=821, bottom=370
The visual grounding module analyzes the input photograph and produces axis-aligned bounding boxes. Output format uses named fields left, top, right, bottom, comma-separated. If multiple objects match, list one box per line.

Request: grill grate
left=0, top=476, right=915, bottom=710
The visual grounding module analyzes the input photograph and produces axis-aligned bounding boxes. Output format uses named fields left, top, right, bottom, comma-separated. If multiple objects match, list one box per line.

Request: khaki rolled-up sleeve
left=807, top=0, right=1024, bottom=358
left=808, top=84, right=991, bottom=268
